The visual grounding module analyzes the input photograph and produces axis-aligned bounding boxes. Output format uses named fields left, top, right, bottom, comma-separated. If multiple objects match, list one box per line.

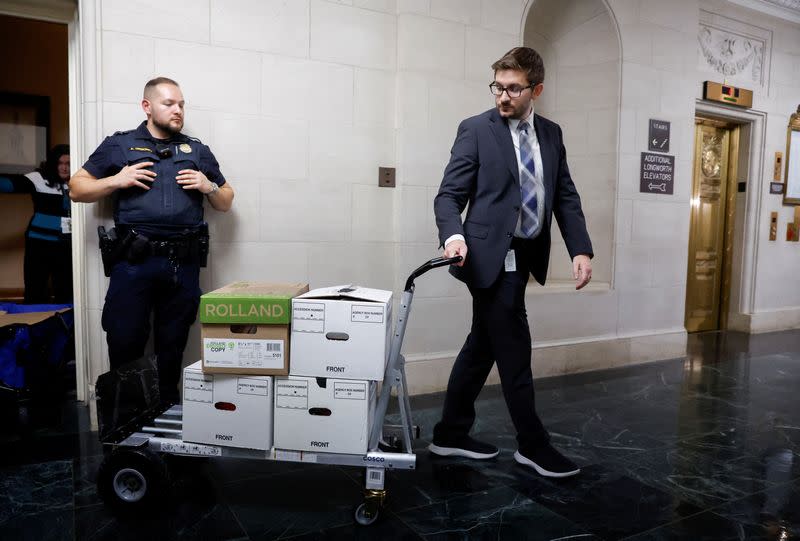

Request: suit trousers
left=433, top=238, right=550, bottom=452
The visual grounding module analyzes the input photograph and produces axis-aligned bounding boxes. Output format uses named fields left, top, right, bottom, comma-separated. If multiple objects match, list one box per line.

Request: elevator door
left=685, top=121, right=738, bottom=333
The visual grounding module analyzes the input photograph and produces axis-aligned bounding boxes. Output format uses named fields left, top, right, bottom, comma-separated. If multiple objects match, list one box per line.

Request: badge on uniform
left=504, top=249, right=516, bottom=272
left=179, top=143, right=192, bottom=154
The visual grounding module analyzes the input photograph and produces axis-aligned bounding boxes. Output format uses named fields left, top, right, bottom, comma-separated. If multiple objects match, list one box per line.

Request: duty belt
left=149, top=238, right=194, bottom=258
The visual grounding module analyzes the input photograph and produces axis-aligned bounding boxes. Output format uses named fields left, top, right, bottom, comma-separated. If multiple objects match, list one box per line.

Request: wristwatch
left=207, top=182, right=219, bottom=196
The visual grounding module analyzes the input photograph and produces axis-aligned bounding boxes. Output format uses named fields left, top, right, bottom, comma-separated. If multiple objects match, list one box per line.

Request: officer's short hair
left=143, top=77, right=180, bottom=99
left=492, top=47, right=545, bottom=86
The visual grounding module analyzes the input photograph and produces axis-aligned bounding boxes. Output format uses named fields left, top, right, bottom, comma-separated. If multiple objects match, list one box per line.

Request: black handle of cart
left=404, top=255, right=462, bottom=292
left=96, top=256, right=462, bottom=526
left=369, top=255, right=461, bottom=454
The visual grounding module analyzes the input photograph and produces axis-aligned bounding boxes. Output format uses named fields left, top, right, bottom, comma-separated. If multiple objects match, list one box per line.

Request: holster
left=197, top=222, right=209, bottom=267
left=98, top=226, right=129, bottom=277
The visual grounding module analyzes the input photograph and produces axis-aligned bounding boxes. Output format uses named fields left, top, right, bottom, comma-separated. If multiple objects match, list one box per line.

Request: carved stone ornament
left=698, top=26, right=763, bottom=80
left=697, top=11, right=772, bottom=91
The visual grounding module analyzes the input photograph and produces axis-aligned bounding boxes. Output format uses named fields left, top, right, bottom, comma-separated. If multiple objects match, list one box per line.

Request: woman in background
left=0, top=144, right=72, bottom=303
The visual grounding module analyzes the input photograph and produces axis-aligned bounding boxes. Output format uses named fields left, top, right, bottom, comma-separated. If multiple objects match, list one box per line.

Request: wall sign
left=640, top=152, right=675, bottom=194
left=648, top=119, right=670, bottom=152
left=770, top=182, right=785, bottom=194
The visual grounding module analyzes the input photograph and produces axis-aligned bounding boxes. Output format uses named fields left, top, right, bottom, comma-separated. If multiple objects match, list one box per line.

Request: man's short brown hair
left=143, top=77, right=180, bottom=99
left=491, top=47, right=545, bottom=86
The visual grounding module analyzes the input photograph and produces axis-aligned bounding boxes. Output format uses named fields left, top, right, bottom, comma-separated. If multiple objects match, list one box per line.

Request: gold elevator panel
left=685, top=121, right=739, bottom=333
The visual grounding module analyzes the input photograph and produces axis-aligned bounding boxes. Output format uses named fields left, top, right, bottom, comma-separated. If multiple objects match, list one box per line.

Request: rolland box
left=290, top=286, right=393, bottom=381
left=182, top=361, right=274, bottom=450
left=199, top=282, right=308, bottom=375
left=272, top=376, right=376, bottom=455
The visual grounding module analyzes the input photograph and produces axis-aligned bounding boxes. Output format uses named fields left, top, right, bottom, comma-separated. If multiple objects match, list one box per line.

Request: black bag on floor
left=95, top=354, right=161, bottom=443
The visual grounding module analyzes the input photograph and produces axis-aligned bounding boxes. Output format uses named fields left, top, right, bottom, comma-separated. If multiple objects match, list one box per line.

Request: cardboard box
left=182, top=361, right=273, bottom=450
left=199, top=282, right=309, bottom=325
left=201, top=324, right=290, bottom=375
left=290, top=286, right=393, bottom=381
left=0, top=308, right=70, bottom=327
left=273, top=376, right=376, bottom=455
left=199, top=282, right=308, bottom=375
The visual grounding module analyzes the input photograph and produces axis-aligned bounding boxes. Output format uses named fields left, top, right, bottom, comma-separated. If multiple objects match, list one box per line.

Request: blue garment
left=0, top=305, right=74, bottom=390
left=0, top=172, right=73, bottom=302
left=101, top=257, right=200, bottom=402
left=434, top=108, right=593, bottom=288
left=83, top=121, right=226, bottom=238
left=83, top=121, right=225, bottom=401
left=0, top=172, right=71, bottom=242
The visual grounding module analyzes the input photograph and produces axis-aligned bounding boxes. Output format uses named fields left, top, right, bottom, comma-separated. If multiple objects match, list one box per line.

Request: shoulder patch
left=185, top=135, right=203, bottom=144
left=112, top=129, right=135, bottom=136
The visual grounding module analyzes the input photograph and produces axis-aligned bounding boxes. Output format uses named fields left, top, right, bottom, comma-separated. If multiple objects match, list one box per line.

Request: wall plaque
left=640, top=152, right=675, bottom=194
left=648, top=119, right=670, bottom=152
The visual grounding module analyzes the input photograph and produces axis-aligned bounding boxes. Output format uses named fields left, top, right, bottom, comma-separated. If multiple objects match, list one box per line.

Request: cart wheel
left=97, top=448, right=170, bottom=513
left=354, top=502, right=380, bottom=526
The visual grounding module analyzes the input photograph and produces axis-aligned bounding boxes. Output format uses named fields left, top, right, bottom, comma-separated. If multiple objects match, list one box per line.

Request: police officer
left=70, top=77, right=234, bottom=404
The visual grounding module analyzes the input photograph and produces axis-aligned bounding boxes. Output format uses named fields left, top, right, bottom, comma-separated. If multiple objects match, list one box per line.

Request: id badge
left=504, top=249, right=516, bottom=272
left=61, top=216, right=72, bottom=234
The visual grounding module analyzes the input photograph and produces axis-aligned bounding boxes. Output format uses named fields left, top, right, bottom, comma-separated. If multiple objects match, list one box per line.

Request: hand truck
left=95, top=255, right=461, bottom=526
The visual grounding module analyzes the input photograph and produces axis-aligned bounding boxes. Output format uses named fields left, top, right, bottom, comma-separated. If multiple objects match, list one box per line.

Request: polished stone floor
left=1, top=329, right=799, bottom=540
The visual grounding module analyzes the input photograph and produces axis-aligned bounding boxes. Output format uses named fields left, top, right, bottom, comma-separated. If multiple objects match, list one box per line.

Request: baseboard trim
left=748, top=307, right=800, bottom=333
left=404, top=330, right=688, bottom=395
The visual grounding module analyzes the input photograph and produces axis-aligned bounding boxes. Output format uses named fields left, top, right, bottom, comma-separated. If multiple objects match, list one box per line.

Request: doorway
left=0, top=7, right=82, bottom=426
left=685, top=118, right=741, bottom=333
left=0, top=14, right=70, bottom=303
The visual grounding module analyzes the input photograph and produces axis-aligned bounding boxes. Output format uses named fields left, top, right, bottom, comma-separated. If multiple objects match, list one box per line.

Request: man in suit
left=430, top=47, right=593, bottom=478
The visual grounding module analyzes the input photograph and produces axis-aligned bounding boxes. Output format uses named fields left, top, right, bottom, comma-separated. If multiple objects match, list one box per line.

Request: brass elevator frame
left=685, top=118, right=740, bottom=333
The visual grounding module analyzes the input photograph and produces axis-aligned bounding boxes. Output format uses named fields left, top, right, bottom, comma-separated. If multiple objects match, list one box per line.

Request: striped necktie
left=518, top=120, right=539, bottom=238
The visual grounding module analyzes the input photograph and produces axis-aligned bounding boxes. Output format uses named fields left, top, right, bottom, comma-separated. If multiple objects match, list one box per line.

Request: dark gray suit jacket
left=434, top=108, right=593, bottom=288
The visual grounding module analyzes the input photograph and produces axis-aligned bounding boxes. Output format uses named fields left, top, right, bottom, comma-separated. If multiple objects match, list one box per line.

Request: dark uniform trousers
left=433, top=237, right=550, bottom=453
left=102, top=256, right=200, bottom=402
left=24, top=237, right=73, bottom=304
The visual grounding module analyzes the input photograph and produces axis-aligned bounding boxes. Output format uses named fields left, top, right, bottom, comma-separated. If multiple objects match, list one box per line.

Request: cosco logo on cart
left=216, top=434, right=233, bottom=441
left=363, top=456, right=385, bottom=463
left=310, top=441, right=329, bottom=448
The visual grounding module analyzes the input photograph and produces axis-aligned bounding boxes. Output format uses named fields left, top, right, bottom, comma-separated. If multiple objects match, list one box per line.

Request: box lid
left=185, top=360, right=203, bottom=372
left=200, top=282, right=309, bottom=324
left=296, top=285, right=392, bottom=304
left=0, top=308, right=69, bottom=327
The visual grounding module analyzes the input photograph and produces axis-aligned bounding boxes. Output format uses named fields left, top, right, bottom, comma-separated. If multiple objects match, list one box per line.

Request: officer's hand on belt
left=114, top=162, right=156, bottom=190
left=176, top=169, right=215, bottom=195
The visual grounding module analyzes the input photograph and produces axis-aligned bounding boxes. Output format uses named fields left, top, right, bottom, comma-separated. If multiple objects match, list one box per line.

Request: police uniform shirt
left=83, top=121, right=226, bottom=237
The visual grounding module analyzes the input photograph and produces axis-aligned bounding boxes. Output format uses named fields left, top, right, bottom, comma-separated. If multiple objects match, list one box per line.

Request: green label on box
left=199, top=297, right=291, bottom=324
left=199, top=282, right=308, bottom=324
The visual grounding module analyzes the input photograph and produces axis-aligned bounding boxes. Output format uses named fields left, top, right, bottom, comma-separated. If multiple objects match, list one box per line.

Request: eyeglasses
left=489, top=82, right=537, bottom=98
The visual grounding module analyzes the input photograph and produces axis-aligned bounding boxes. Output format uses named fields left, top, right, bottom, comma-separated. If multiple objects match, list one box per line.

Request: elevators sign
left=649, top=119, right=670, bottom=152
left=640, top=152, right=675, bottom=194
